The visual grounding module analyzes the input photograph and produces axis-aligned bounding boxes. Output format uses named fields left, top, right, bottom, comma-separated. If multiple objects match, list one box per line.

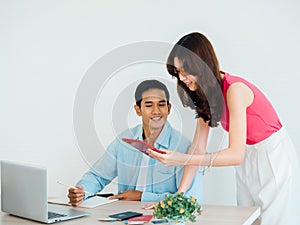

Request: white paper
left=48, top=196, right=118, bottom=208
left=80, top=196, right=118, bottom=208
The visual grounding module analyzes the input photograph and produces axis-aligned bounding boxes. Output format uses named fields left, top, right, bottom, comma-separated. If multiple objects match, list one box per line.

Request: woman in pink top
left=148, top=32, right=300, bottom=225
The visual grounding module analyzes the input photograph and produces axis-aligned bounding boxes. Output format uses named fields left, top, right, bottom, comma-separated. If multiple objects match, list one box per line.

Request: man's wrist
left=138, top=191, right=142, bottom=201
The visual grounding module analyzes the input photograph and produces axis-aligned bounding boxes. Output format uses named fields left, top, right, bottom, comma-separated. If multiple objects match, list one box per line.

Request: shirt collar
left=133, top=121, right=171, bottom=149
left=155, top=121, right=171, bottom=149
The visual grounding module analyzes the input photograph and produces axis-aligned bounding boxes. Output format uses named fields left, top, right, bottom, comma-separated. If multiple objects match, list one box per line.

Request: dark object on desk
left=86, top=193, right=114, bottom=199
left=152, top=219, right=168, bottom=224
left=96, top=193, right=114, bottom=198
left=109, top=211, right=143, bottom=221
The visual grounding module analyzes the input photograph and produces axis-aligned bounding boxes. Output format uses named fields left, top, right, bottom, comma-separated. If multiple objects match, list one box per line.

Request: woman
left=147, top=32, right=300, bottom=225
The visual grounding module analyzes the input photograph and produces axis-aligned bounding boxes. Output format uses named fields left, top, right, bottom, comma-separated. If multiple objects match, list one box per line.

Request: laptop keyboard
left=48, top=211, right=67, bottom=219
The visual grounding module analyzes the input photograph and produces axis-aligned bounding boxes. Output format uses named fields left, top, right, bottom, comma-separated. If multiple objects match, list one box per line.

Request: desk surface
left=1, top=201, right=260, bottom=225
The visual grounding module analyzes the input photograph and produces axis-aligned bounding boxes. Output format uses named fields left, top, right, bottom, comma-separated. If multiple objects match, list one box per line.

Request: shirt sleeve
left=141, top=191, right=173, bottom=202
left=76, top=139, right=119, bottom=198
left=141, top=166, right=203, bottom=203
left=174, top=165, right=203, bottom=204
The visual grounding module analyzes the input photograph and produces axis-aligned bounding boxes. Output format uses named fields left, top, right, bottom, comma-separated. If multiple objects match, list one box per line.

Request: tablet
left=122, top=138, right=166, bottom=155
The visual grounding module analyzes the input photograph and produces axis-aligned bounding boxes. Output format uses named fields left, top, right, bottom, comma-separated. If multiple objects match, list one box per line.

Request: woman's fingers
left=142, top=202, right=157, bottom=210
left=147, top=149, right=190, bottom=166
left=147, top=149, right=167, bottom=162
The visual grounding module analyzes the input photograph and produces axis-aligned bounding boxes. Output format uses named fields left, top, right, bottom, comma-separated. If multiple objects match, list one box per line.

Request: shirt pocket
left=153, top=164, right=177, bottom=193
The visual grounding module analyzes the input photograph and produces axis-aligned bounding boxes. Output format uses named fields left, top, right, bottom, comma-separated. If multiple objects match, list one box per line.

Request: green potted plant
left=153, top=192, right=202, bottom=225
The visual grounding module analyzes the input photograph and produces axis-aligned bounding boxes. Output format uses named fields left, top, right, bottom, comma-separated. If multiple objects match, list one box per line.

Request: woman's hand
left=142, top=202, right=157, bottom=210
left=146, top=149, right=192, bottom=166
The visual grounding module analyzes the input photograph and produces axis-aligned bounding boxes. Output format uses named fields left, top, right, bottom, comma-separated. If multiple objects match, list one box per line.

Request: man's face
left=134, top=88, right=171, bottom=133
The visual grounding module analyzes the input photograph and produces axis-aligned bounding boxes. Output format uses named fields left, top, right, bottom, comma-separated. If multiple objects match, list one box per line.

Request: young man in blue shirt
left=68, top=80, right=202, bottom=206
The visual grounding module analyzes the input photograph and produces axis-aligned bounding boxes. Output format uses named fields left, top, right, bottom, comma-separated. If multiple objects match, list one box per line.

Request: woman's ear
left=134, top=105, right=142, bottom=116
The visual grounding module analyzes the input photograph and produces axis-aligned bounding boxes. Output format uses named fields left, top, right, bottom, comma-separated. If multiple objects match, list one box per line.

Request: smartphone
left=122, top=138, right=166, bottom=156
left=109, top=211, right=143, bottom=221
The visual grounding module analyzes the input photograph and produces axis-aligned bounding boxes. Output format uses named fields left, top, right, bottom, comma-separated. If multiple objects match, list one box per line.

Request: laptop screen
left=1, top=160, right=89, bottom=223
left=1, top=160, right=48, bottom=222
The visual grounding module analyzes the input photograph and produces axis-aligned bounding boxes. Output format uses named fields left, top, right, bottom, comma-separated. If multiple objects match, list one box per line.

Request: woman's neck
left=220, top=71, right=225, bottom=79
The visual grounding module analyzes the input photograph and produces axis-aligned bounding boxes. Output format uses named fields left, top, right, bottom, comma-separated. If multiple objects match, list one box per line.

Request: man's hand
left=67, top=185, right=85, bottom=206
left=108, top=190, right=142, bottom=201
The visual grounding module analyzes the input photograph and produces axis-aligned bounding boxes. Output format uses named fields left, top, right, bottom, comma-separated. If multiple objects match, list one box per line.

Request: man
left=68, top=80, right=202, bottom=206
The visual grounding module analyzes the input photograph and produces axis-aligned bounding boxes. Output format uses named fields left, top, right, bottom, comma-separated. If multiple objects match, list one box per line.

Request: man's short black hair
left=135, top=80, right=170, bottom=108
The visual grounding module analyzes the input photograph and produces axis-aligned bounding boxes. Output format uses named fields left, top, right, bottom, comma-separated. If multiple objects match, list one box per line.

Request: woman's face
left=174, top=57, right=198, bottom=91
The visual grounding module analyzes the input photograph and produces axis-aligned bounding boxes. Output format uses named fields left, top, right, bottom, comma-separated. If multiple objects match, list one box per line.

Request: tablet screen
left=122, top=138, right=165, bottom=156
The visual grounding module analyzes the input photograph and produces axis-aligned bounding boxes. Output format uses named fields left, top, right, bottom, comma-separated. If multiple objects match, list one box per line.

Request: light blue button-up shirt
left=77, top=121, right=203, bottom=202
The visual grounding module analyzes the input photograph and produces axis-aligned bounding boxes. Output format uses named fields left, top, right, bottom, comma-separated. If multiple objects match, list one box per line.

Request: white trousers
left=235, top=127, right=300, bottom=225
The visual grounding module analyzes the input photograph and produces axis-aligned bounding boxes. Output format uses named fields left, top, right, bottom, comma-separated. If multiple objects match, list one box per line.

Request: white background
left=1, top=0, right=300, bottom=205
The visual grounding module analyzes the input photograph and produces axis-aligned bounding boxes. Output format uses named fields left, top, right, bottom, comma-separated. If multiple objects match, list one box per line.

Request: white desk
left=0, top=201, right=260, bottom=225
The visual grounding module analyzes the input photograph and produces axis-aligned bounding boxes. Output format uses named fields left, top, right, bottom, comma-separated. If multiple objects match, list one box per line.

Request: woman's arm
left=177, top=118, right=210, bottom=193
left=187, top=82, right=254, bottom=166
left=190, top=117, right=210, bottom=154
left=148, top=82, right=254, bottom=167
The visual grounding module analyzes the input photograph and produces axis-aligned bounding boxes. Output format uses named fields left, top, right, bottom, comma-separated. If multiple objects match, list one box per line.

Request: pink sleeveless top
left=220, top=72, right=282, bottom=145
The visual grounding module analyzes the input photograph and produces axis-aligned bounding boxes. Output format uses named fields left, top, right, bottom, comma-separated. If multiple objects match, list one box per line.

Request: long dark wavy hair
left=167, top=32, right=224, bottom=127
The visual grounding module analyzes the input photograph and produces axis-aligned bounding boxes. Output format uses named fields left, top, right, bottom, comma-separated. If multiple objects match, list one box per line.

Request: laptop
left=1, top=160, right=90, bottom=223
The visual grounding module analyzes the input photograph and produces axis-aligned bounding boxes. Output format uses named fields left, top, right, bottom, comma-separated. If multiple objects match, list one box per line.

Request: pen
left=57, top=181, right=91, bottom=195
left=151, top=219, right=168, bottom=224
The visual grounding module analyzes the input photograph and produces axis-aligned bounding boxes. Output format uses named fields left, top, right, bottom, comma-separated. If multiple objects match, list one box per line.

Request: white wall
left=1, top=0, right=300, bottom=205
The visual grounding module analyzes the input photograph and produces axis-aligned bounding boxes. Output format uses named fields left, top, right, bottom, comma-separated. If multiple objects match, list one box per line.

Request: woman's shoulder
left=223, top=72, right=256, bottom=96
left=223, top=72, right=248, bottom=85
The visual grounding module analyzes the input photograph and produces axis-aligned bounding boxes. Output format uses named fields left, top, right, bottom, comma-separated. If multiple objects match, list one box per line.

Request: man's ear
left=167, top=103, right=172, bottom=115
left=134, top=105, right=142, bottom=116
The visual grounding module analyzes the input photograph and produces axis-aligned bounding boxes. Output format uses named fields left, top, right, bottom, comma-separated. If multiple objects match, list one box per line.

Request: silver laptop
left=1, top=160, right=90, bottom=223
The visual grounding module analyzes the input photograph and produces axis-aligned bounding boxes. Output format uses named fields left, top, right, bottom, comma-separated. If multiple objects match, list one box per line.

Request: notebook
left=128, top=214, right=153, bottom=222
left=1, top=160, right=90, bottom=223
